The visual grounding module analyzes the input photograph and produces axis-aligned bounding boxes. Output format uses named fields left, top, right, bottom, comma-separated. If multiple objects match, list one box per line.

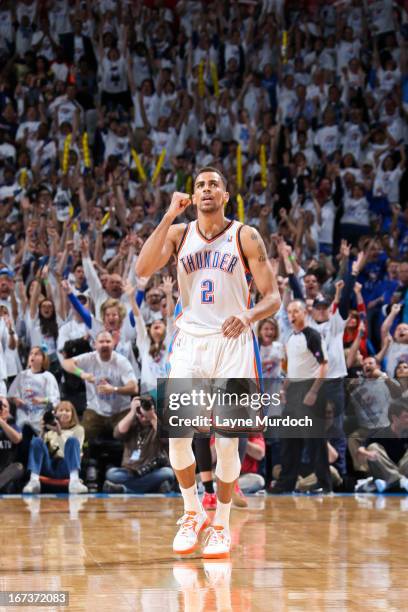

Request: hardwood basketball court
left=1, top=494, right=407, bottom=611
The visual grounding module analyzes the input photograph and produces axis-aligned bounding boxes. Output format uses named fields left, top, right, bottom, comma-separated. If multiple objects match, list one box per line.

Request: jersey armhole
left=175, top=224, right=190, bottom=256
left=237, top=224, right=250, bottom=273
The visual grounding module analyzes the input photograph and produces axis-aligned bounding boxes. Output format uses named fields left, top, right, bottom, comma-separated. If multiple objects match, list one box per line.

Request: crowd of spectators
left=0, top=0, right=408, bottom=497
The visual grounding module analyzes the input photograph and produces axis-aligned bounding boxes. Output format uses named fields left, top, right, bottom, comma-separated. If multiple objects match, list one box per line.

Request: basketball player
left=136, top=167, right=280, bottom=558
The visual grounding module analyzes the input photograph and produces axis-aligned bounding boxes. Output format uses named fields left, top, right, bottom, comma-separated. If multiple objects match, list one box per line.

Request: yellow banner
left=131, top=148, right=147, bottom=183
left=260, top=144, right=267, bottom=188
left=237, top=194, right=245, bottom=224
left=82, top=132, right=91, bottom=168
left=236, top=144, right=243, bottom=190
left=210, top=62, right=219, bottom=98
left=62, top=134, right=72, bottom=175
left=101, top=211, right=110, bottom=226
left=152, top=148, right=166, bottom=185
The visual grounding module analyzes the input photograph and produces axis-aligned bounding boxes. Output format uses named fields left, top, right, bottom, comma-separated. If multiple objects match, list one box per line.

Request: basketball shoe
left=173, top=510, right=210, bottom=554
left=202, top=526, right=231, bottom=559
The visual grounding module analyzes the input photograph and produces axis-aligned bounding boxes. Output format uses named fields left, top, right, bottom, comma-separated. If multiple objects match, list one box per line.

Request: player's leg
left=202, top=436, right=240, bottom=558
left=169, top=437, right=210, bottom=554
left=202, top=331, right=260, bottom=557
left=168, top=333, right=210, bottom=554
left=194, top=437, right=217, bottom=510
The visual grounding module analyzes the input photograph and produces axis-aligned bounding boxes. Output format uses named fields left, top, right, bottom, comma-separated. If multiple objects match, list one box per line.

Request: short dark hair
left=388, top=399, right=408, bottom=421
left=194, top=166, right=227, bottom=189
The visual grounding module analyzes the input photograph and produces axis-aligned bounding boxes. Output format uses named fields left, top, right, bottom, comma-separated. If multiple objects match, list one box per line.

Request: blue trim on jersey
left=252, top=331, right=264, bottom=393
left=174, top=300, right=182, bottom=319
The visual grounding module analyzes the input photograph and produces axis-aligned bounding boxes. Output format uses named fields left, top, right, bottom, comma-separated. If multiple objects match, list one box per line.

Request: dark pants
left=0, top=463, right=24, bottom=492
left=82, top=409, right=129, bottom=444
left=276, top=383, right=332, bottom=491
left=105, top=466, right=175, bottom=493
left=28, top=437, right=81, bottom=478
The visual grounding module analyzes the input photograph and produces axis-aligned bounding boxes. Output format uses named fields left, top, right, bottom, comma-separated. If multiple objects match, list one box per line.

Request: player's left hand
left=222, top=313, right=250, bottom=338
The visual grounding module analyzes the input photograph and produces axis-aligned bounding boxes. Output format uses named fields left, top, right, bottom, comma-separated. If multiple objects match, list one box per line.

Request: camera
left=140, top=397, right=154, bottom=411
left=43, top=409, right=58, bottom=426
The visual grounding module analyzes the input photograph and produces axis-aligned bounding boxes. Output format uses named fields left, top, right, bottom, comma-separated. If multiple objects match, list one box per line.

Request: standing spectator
left=381, top=305, right=408, bottom=378
left=271, top=300, right=331, bottom=494
left=348, top=356, right=391, bottom=474
left=62, top=331, right=138, bottom=444
left=8, top=347, right=60, bottom=435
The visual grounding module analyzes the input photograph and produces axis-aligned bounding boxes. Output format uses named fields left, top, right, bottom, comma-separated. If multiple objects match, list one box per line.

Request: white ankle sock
left=30, top=473, right=40, bottom=483
left=180, top=483, right=203, bottom=513
left=213, top=500, right=231, bottom=531
left=70, top=470, right=79, bottom=482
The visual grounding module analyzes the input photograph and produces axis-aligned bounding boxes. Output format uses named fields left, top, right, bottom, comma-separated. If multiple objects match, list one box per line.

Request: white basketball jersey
left=175, top=220, right=251, bottom=336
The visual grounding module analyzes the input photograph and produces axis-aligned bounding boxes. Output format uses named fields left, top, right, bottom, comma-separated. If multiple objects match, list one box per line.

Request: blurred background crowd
left=0, top=0, right=407, bottom=499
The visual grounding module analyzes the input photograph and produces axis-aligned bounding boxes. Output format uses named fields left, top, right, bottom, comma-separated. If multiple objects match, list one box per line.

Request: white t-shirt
left=369, top=0, right=394, bottom=35
left=342, top=122, right=364, bottom=160
left=314, top=125, right=340, bottom=156
left=88, top=315, right=140, bottom=377
left=318, top=199, right=336, bottom=245
left=100, top=56, right=127, bottom=93
left=26, top=314, right=63, bottom=359
left=134, top=314, right=173, bottom=395
left=341, top=196, right=369, bottom=227
left=309, top=310, right=347, bottom=378
left=101, top=130, right=130, bottom=161
left=132, top=93, right=160, bottom=129
left=31, top=31, right=57, bottom=61
left=0, top=318, right=9, bottom=381
left=351, top=378, right=390, bottom=429
left=336, top=40, right=361, bottom=73
left=74, top=351, right=137, bottom=416
left=385, top=341, right=408, bottom=378
left=16, top=121, right=40, bottom=142
left=260, top=342, right=285, bottom=379
left=373, top=166, right=403, bottom=204
left=8, top=369, right=60, bottom=433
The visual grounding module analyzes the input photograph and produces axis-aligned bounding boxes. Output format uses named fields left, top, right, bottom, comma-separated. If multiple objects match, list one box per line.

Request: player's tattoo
left=257, top=243, right=267, bottom=262
left=251, top=232, right=258, bottom=240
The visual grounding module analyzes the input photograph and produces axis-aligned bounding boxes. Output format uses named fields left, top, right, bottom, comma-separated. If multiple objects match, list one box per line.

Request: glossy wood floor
left=0, top=494, right=407, bottom=612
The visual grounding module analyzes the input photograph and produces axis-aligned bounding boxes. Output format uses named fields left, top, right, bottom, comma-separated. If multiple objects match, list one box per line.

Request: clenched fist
left=167, top=192, right=192, bottom=220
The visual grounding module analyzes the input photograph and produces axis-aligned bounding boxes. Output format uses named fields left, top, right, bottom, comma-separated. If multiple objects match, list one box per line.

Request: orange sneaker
left=202, top=525, right=231, bottom=559
left=173, top=511, right=210, bottom=555
left=202, top=492, right=217, bottom=511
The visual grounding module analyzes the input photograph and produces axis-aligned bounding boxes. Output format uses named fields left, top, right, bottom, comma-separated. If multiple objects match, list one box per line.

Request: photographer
left=103, top=396, right=174, bottom=494
left=0, top=397, right=23, bottom=493
left=23, top=401, right=87, bottom=494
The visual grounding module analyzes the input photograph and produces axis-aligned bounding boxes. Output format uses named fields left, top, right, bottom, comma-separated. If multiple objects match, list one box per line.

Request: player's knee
left=214, top=437, right=241, bottom=483
left=169, top=438, right=195, bottom=471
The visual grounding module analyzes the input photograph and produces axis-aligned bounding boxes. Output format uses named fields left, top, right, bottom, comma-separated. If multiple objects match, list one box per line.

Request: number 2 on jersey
left=201, top=279, right=214, bottom=304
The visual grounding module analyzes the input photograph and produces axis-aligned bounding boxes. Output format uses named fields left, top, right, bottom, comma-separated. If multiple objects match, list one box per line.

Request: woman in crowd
left=23, top=401, right=87, bottom=494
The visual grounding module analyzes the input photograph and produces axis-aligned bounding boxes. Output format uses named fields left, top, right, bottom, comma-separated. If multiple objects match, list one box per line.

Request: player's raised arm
left=135, top=192, right=191, bottom=277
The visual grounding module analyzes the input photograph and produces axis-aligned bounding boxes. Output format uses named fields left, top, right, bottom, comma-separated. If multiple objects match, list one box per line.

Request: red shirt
left=241, top=435, right=265, bottom=474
